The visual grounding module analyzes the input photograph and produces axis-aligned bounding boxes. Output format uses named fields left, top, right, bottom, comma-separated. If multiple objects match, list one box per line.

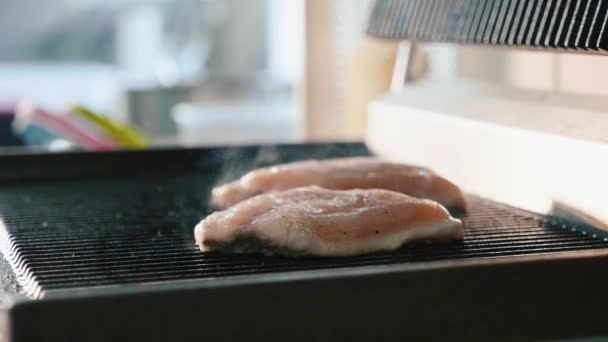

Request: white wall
left=0, top=0, right=72, bottom=59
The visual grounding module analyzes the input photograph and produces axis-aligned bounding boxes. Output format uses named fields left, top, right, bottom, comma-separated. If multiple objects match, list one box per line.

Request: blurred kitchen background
left=0, top=0, right=381, bottom=151
left=3, top=0, right=608, bottom=152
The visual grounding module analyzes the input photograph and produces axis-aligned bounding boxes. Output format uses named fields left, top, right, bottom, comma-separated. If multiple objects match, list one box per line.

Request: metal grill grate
left=367, top=0, right=608, bottom=53
left=1, top=173, right=608, bottom=300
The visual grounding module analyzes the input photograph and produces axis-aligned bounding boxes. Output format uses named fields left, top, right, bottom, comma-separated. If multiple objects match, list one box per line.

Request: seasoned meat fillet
left=196, top=186, right=463, bottom=257
left=211, top=157, right=465, bottom=210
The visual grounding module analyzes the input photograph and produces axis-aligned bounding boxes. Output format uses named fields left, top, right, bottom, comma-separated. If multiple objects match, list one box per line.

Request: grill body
left=1, top=143, right=608, bottom=341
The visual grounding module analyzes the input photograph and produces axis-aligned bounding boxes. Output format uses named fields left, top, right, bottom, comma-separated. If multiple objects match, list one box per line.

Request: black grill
left=367, top=0, right=608, bottom=52
left=1, top=144, right=608, bottom=300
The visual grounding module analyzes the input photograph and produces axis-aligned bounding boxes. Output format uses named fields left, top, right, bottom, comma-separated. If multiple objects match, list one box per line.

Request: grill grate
left=1, top=180, right=608, bottom=297
left=366, top=0, right=608, bottom=53
left=1, top=145, right=608, bottom=299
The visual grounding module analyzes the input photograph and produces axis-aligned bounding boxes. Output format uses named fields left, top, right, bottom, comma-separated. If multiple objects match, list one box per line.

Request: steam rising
left=210, top=143, right=371, bottom=197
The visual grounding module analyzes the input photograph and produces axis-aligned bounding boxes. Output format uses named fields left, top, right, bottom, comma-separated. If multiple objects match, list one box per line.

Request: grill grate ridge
left=1, top=146, right=608, bottom=299
left=367, top=0, right=608, bottom=52
left=2, top=192, right=608, bottom=299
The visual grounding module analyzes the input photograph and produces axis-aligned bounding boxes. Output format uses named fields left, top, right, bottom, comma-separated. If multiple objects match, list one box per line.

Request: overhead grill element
left=367, top=0, right=608, bottom=52
left=1, top=169, right=607, bottom=299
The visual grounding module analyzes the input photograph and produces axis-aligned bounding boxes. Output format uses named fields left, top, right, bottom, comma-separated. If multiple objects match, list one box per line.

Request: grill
left=3, top=144, right=608, bottom=341
left=1, top=143, right=607, bottom=300
left=366, top=0, right=608, bottom=53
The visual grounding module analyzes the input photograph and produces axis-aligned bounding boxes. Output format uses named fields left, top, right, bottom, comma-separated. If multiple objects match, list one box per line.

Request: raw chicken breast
left=212, top=157, right=465, bottom=210
left=196, top=186, right=463, bottom=257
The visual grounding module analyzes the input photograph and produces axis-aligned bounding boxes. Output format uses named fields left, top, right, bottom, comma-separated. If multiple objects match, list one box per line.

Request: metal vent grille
left=1, top=174, right=608, bottom=299
left=367, top=0, right=608, bottom=52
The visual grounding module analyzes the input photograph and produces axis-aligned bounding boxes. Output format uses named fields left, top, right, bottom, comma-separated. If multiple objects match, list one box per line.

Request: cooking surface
left=0, top=144, right=607, bottom=299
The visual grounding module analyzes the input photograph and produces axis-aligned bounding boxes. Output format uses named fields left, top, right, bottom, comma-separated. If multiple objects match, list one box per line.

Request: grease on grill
left=1, top=175, right=608, bottom=300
